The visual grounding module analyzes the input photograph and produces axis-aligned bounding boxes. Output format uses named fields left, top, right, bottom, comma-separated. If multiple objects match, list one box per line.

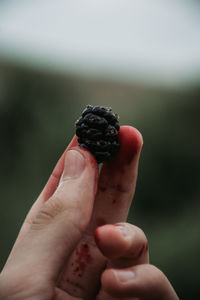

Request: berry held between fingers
left=75, top=105, right=120, bottom=163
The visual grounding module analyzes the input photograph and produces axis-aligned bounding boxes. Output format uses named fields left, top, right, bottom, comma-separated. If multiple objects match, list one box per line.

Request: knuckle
left=31, top=196, right=64, bottom=228
left=47, top=195, right=65, bottom=217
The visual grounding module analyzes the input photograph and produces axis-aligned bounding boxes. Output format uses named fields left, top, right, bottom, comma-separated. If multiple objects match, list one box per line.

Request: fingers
left=57, top=127, right=143, bottom=298
left=12, top=136, right=78, bottom=250
left=88, top=126, right=143, bottom=233
left=6, top=147, right=98, bottom=282
left=101, top=264, right=179, bottom=299
left=95, top=223, right=149, bottom=268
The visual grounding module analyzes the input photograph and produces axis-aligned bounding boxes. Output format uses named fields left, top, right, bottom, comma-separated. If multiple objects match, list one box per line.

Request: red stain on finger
left=72, top=243, right=92, bottom=278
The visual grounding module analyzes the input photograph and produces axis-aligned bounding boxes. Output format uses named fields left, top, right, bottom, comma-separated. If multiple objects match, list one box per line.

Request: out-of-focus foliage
left=0, top=64, right=200, bottom=299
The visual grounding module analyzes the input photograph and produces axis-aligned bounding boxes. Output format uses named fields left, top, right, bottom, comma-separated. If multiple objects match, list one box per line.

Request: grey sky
left=0, top=0, right=199, bottom=86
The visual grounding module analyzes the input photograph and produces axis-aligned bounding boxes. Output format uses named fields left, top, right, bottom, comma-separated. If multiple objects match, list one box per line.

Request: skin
left=0, top=126, right=179, bottom=300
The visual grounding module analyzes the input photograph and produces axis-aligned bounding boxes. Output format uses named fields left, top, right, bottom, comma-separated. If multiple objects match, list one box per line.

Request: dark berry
left=75, top=105, right=120, bottom=163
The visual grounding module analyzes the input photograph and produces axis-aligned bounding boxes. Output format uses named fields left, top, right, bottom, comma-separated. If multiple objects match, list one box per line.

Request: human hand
left=94, top=222, right=179, bottom=299
left=0, top=126, right=178, bottom=299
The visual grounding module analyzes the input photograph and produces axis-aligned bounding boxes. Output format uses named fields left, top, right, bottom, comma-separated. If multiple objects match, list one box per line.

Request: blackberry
left=75, top=105, right=120, bottom=163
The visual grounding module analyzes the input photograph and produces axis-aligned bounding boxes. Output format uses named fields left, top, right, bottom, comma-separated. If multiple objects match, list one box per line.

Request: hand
left=0, top=126, right=178, bottom=299
left=95, top=223, right=179, bottom=299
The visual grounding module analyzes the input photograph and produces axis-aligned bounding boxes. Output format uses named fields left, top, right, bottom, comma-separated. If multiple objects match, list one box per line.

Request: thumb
left=10, top=147, right=98, bottom=281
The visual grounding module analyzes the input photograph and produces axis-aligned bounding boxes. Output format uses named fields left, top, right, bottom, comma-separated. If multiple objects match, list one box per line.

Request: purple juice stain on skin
left=72, top=243, right=92, bottom=277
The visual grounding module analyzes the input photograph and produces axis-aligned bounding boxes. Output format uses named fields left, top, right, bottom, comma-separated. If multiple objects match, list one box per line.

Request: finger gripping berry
left=75, top=105, right=120, bottom=163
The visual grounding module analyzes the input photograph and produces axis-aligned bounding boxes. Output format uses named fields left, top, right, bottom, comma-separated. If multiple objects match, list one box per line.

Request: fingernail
left=62, top=149, right=85, bottom=180
left=113, top=270, right=135, bottom=283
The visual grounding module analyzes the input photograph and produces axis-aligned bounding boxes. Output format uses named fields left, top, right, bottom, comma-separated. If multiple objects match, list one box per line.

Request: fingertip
left=94, top=224, right=130, bottom=259
left=101, top=264, right=179, bottom=299
left=94, top=225, right=108, bottom=256
left=75, top=145, right=98, bottom=172
left=94, top=225, right=113, bottom=257
left=94, top=225, right=106, bottom=255
left=69, top=146, right=99, bottom=197
left=104, top=126, right=143, bottom=167
left=118, top=126, right=143, bottom=161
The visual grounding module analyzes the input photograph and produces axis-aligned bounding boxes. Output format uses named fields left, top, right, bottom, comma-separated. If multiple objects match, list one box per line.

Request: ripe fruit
left=75, top=105, right=120, bottom=163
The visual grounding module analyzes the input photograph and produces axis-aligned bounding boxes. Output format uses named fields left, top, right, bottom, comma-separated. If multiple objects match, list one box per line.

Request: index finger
left=88, top=125, right=143, bottom=233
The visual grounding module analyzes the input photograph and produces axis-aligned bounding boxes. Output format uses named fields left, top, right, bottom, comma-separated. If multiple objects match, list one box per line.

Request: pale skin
left=0, top=126, right=179, bottom=300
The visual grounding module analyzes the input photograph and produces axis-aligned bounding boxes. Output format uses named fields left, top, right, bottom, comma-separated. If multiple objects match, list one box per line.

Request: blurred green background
left=0, top=1, right=200, bottom=299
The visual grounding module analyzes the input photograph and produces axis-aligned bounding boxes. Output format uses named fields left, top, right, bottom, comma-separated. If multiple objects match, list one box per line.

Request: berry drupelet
left=75, top=105, right=120, bottom=163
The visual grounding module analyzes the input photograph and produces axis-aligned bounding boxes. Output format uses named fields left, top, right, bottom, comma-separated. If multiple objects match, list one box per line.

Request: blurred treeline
left=0, top=64, right=200, bottom=299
